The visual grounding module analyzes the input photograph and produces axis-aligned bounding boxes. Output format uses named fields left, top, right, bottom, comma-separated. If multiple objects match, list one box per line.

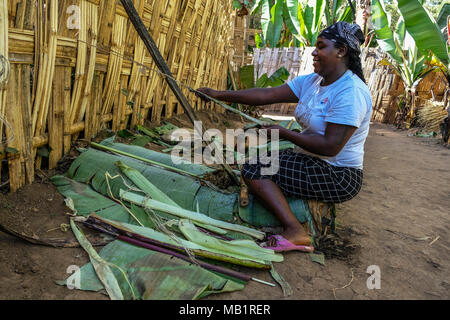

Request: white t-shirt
left=287, top=70, right=373, bottom=169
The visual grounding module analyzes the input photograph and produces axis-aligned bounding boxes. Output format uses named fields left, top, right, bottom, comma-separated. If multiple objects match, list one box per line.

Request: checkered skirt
left=242, top=149, right=363, bottom=203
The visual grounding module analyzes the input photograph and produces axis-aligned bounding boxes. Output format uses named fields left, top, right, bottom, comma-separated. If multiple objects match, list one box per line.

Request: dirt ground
left=0, top=114, right=449, bottom=300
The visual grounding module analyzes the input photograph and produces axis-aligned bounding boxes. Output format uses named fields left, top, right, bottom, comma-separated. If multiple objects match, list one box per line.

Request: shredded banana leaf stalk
left=120, top=189, right=265, bottom=240
left=270, top=263, right=293, bottom=297
left=70, top=220, right=127, bottom=300
left=93, top=216, right=275, bottom=268
left=178, top=220, right=283, bottom=263
left=116, top=161, right=228, bottom=236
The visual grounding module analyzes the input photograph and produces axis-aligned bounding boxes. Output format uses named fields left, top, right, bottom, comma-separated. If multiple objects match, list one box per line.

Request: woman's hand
left=260, top=124, right=286, bottom=140
left=195, top=87, right=217, bottom=102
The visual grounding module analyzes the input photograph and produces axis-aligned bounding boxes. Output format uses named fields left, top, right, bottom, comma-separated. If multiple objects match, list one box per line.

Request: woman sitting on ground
left=197, top=22, right=373, bottom=252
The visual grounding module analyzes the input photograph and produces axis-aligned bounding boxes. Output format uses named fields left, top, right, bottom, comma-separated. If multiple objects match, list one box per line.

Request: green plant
left=372, top=0, right=441, bottom=128
left=238, top=65, right=290, bottom=89
left=396, top=0, right=450, bottom=81
left=251, top=0, right=355, bottom=48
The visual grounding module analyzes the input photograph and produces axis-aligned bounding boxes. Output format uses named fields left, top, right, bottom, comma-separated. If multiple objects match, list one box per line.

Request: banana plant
left=396, top=0, right=450, bottom=82
left=371, top=0, right=403, bottom=64
left=252, top=0, right=355, bottom=48
left=379, top=37, right=438, bottom=128
left=372, top=0, right=439, bottom=128
left=324, top=0, right=355, bottom=26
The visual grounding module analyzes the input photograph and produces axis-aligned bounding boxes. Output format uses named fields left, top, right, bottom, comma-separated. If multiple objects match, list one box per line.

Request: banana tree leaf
left=333, top=0, right=344, bottom=21
left=261, top=0, right=273, bottom=46
left=61, top=240, right=244, bottom=300
left=251, top=0, right=263, bottom=14
left=117, top=162, right=230, bottom=236
left=239, top=194, right=316, bottom=235
left=312, top=0, right=326, bottom=42
left=120, top=190, right=265, bottom=240
left=178, top=220, right=283, bottom=263
left=371, top=0, right=402, bottom=64
left=256, top=67, right=290, bottom=88
left=100, top=137, right=216, bottom=177
left=90, top=218, right=271, bottom=267
left=51, top=176, right=130, bottom=222
left=51, top=175, right=157, bottom=227
left=64, top=148, right=237, bottom=222
left=284, top=0, right=303, bottom=42
left=52, top=174, right=247, bottom=242
left=70, top=221, right=125, bottom=300
left=325, top=0, right=345, bottom=25
left=395, top=17, right=406, bottom=49
left=268, top=0, right=284, bottom=47
left=130, top=136, right=152, bottom=147
left=397, top=0, right=449, bottom=67
left=276, top=119, right=302, bottom=131
left=298, top=0, right=326, bottom=46
left=337, top=4, right=354, bottom=23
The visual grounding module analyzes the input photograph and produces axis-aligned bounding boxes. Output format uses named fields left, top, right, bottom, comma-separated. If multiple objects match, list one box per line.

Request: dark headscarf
left=318, top=22, right=364, bottom=53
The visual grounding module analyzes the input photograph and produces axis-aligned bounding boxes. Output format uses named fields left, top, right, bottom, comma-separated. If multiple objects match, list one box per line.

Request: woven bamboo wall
left=0, top=0, right=235, bottom=192
left=252, top=47, right=449, bottom=122
left=231, top=14, right=257, bottom=70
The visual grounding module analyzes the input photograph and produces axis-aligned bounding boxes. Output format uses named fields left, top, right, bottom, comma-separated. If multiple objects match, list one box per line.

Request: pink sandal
left=261, top=235, right=314, bottom=253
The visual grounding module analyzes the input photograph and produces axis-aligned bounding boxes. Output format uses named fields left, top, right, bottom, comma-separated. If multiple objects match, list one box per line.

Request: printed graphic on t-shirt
left=295, top=100, right=314, bottom=128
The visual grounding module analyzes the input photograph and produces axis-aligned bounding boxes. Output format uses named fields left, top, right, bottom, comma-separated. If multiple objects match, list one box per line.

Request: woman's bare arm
left=268, top=122, right=357, bottom=157
left=197, top=84, right=299, bottom=106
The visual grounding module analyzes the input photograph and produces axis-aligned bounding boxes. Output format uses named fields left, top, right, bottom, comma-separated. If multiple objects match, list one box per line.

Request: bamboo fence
left=231, top=14, right=257, bottom=69
left=251, top=47, right=449, bottom=123
left=0, top=0, right=235, bottom=192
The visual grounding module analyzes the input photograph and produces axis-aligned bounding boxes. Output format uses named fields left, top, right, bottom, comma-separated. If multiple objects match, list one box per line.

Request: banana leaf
left=255, top=67, right=290, bottom=88
left=284, top=0, right=304, bottom=43
left=239, top=194, right=316, bottom=235
left=178, top=219, right=283, bottom=263
left=260, top=0, right=272, bottom=46
left=397, top=0, right=449, bottom=67
left=70, top=220, right=126, bottom=300
left=52, top=175, right=158, bottom=227
left=89, top=217, right=273, bottom=268
left=64, top=148, right=237, bottom=222
left=51, top=175, right=131, bottom=222
left=120, top=190, right=265, bottom=240
left=371, top=0, right=402, bottom=64
left=270, top=0, right=284, bottom=47
left=152, top=122, right=179, bottom=135
left=298, top=0, right=326, bottom=46
left=325, top=0, right=353, bottom=25
left=395, top=17, right=406, bottom=49
left=61, top=240, right=245, bottom=300
left=100, top=136, right=216, bottom=177
left=116, top=161, right=228, bottom=235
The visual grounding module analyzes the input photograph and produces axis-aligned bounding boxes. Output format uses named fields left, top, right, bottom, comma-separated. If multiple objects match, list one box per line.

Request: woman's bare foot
left=266, top=226, right=311, bottom=247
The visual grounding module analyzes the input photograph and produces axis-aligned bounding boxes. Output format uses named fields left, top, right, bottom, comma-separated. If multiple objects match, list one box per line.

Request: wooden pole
left=119, top=0, right=199, bottom=125
left=120, top=0, right=239, bottom=186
